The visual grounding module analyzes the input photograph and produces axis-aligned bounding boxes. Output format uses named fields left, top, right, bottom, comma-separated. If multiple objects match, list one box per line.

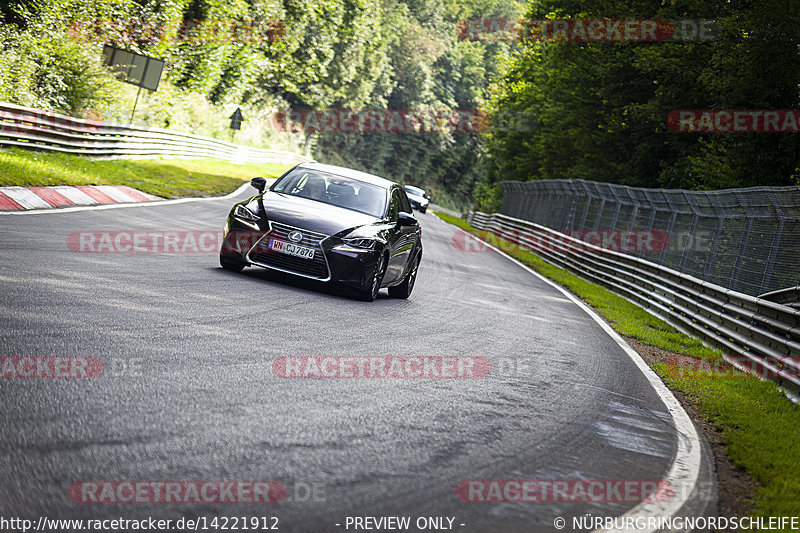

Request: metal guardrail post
left=677, top=191, right=698, bottom=273
left=679, top=219, right=698, bottom=273
left=761, top=218, right=785, bottom=295
left=702, top=218, right=724, bottom=281
left=592, top=197, right=605, bottom=231
left=658, top=211, right=677, bottom=266
left=577, top=181, right=592, bottom=231
left=729, top=217, right=753, bottom=293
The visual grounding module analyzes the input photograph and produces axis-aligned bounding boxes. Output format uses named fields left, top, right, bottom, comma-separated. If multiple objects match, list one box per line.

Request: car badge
left=288, top=231, right=303, bottom=243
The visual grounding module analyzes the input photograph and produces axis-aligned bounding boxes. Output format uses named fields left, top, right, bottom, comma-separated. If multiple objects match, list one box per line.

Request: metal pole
left=129, top=85, right=142, bottom=124
left=761, top=218, right=784, bottom=294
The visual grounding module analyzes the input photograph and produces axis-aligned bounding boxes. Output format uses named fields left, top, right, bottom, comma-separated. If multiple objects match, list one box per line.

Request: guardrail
left=0, top=102, right=309, bottom=165
left=760, top=286, right=800, bottom=310
left=465, top=211, right=800, bottom=401
left=498, top=179, right=800, bottom=297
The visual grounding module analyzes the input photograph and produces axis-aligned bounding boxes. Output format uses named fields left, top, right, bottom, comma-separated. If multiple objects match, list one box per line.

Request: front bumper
left=222, top=217, right=381, bottom=292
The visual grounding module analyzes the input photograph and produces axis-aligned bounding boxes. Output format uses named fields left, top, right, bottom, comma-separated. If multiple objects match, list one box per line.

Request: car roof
left=296, top=162, right=395, bottom=189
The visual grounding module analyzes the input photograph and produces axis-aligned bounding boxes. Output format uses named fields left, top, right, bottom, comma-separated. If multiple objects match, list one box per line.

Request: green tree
left=484, top=0, right=800, bottom=193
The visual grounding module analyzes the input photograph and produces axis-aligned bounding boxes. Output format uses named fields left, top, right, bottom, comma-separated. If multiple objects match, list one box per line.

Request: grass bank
left=0, top=148, right=295, bottom=198
left=434, top=211, right=800, bottom=519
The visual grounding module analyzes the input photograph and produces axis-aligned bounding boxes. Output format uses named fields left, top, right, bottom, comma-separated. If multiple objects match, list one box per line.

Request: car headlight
left=333, top=237, right=379, bottom=253
left=234, top=204, right=260, bottom=222
left=343, top=238, right=377, bottom=249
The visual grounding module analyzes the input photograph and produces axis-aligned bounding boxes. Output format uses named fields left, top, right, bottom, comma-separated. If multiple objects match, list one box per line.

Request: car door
left=384, top=187, right=419, bottom=284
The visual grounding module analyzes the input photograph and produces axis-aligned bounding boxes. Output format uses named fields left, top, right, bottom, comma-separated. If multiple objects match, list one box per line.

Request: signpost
left=101, top=45, right=165, bottom=123
left=229, top=107, right=244, bottom=140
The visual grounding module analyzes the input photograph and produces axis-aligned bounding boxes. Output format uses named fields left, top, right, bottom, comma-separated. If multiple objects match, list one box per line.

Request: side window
left=398, top=190, right=412, bottom=213
left=388, top=189, right=401, bottom=222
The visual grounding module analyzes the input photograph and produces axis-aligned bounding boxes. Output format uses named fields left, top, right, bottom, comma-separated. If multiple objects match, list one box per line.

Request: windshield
left=404, top=186, right=425, bottom=196
left=272, top=169, right=388, bottom=217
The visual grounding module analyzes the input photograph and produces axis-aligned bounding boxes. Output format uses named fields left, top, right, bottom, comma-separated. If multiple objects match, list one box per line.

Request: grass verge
left=0, top=148, right=295, bottom=198
left=434, top=210, right=800, bottom=519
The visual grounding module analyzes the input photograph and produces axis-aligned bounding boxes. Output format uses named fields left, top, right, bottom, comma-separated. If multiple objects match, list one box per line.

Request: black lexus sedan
left=219, top=162, right=422, bottom=301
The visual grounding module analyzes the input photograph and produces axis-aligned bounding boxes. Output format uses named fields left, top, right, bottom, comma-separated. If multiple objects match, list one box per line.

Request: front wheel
left=220, top=251, right=245, bottom=272
left=358, top=254, right=387, bottom=302
left=388, top=254, right=420, bottom=299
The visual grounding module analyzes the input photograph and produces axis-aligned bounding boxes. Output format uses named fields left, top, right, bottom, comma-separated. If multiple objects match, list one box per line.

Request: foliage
left=0, top=0, right=525, bottom=207
left=0, top=4, right=122, bottom=113
left=472, top=180, right=502, bottom=212
left=4, top=0, right=795, bottom=203
left=484, top=0, right=800, bottom=189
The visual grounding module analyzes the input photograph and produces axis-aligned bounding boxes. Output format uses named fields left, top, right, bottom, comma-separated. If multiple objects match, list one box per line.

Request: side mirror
left=251, top=177, right=267, bottom=193
left=397, top=212, right=417, bottom=227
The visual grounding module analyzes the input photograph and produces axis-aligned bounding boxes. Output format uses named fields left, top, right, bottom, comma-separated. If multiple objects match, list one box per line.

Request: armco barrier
left=498, top=179, right=800, bottom=297
left=465, top=211, right=800, bottom=401
left=760, top=286, right=800, bottom=310
left=0, top=102, right=309, bottom=165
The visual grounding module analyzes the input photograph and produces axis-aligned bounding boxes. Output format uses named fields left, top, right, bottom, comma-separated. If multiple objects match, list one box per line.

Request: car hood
left=257, top=191, right=382, bottom=236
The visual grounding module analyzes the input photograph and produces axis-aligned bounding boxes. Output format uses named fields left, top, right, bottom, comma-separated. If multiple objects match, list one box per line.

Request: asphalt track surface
left=0, top=187, right=706, bottom=532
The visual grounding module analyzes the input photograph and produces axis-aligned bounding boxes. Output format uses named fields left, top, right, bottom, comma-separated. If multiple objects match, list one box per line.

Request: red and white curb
left=0, top=185, right=161, bottom=211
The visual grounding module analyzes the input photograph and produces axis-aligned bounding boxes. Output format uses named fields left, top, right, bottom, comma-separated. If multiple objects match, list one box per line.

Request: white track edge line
left=438, top=219, right=702, bottom=533
left=0, top=183, right=253, bottom=215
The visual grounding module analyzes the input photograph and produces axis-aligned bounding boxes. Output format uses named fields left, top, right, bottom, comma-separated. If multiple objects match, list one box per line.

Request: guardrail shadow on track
left=466, top=211, right=800, bottom=402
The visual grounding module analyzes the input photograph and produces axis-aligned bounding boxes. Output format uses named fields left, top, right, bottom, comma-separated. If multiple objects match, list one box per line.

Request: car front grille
left=247, top=222, right=330, bottom=280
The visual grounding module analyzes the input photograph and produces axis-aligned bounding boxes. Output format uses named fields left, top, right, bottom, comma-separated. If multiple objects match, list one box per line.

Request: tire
left=220, top=252, right=245, bottom=272
left=420, top=207, right=427, bottom=213
left=388, top=253, right=420, bottom=299
left=358, top=253, right=387, bottom=302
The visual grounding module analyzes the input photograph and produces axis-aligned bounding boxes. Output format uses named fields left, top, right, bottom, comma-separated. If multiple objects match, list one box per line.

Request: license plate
left=268, top=238, right=315, bottom=260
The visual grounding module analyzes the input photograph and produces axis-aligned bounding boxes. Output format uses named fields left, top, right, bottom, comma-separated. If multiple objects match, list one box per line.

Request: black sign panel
left=229, top=107, right=244, bottom=130
left=102, top=45, right=164, bottom=91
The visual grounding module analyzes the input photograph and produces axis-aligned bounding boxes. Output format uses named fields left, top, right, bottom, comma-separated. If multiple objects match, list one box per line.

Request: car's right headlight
left=333, top=237, right=379, bottom=253
left=234, top=204, right=260, bottom=222
left=232, top=204, right=261, bottom=231
left=342, top=238, right=377, bottom=249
